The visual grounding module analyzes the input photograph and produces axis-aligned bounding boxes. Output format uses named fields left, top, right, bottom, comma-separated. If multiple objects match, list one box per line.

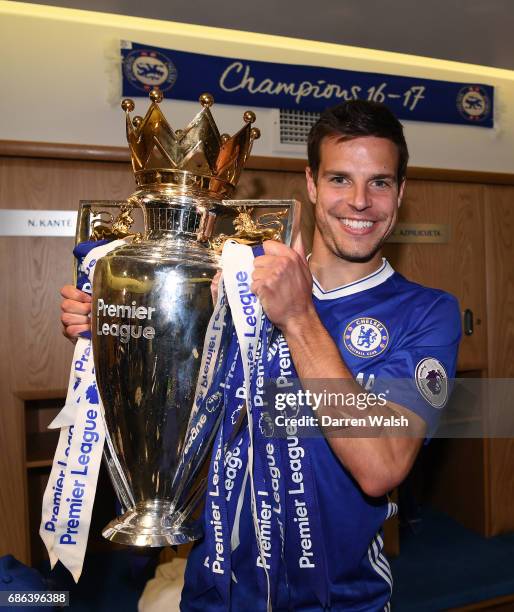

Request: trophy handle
left=74, top=200, right=145, bottom=284
left=210, top=199, right=300, bottom=251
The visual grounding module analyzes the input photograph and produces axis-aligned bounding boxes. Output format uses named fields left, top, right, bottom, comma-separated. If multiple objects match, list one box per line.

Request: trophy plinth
left=102, top=500, right=202, bottom=547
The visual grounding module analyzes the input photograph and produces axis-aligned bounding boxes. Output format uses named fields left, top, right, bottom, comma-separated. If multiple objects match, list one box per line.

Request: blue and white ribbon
left=214, top=242, right=329, bottom=609
left=40, top=239, right=129, bottom=582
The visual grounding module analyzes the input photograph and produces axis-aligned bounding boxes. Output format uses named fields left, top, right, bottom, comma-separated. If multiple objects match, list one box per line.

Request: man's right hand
left=61, top=269, right=221, bottom=343
left=61, top=285, right=92, bottom=342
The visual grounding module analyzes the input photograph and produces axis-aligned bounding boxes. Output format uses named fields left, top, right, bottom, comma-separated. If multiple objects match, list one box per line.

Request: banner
left=121, top=41, right=494, bottom=128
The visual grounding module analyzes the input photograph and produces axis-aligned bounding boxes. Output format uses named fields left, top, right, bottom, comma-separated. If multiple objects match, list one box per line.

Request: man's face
left=306, top=135, right=405, bottom=263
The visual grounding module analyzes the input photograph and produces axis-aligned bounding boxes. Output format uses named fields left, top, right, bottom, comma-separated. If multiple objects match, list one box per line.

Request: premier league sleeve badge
left=415, top=357, right=449, bottom=409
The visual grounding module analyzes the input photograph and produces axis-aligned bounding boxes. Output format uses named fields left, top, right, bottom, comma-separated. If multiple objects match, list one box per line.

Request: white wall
left=1, top=1, right=514, bottom=172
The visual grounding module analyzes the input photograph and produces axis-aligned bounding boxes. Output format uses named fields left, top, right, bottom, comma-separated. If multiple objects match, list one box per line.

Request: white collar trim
left=311, top=258, right=395, bottom=300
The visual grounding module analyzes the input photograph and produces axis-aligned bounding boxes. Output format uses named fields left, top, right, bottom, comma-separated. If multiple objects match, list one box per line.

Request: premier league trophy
left=81, top=89, right=297, bottom=547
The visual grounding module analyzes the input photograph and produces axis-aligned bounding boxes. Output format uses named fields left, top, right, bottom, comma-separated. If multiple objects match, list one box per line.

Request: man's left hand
left=251, top=235, right=315, bottom=332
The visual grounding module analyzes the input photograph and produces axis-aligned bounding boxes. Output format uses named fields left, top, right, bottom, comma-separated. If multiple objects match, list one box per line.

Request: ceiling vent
left=279, top=108, right=320, bottom=145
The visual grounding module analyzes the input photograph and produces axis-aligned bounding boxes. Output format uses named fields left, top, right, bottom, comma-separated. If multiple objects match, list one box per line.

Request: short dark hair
left=307, top=100, right=409, bottom=184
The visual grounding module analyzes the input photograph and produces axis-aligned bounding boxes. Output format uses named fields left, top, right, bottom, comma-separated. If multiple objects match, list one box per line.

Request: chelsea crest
left=456, top=86, right=491, bottom=123
left=123, top=48, right=178, bottom=93
left=343, top=317, right=389, bottom=358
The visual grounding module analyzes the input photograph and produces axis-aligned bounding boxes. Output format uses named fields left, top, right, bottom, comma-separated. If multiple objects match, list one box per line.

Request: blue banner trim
left=121, top=41, right=494, bottom=128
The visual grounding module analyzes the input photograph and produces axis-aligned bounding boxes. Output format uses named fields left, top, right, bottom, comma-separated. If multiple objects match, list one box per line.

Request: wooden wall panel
left=423, top=438, right=488, bottom=535
left=0, top=238, right=28, bottom=561
left=0, top=157, right=135, bottom=561
left=0, top=158, right=134, bottom=393
left=483, top=185, right=514, bottom=535
left=383, top=180, right=487, bottom=371
left=483, top=185, right=514, bottom=378
left=487, top=438, right=514, bottom=535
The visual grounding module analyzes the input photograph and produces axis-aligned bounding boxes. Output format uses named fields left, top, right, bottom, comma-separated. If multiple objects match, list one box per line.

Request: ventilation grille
left=279, top=109, right=320, bottom=145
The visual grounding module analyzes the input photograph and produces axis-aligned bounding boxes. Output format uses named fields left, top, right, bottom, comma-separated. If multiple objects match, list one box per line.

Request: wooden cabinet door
left=0, top=156, right=134, bottom=562
left=483, top=185, right=514, bottom=535
left=382, top=180, right=487, bottom=371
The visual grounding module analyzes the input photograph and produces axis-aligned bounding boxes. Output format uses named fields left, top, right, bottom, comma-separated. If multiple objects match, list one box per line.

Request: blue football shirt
left=182, top=259, right=461, bottom=611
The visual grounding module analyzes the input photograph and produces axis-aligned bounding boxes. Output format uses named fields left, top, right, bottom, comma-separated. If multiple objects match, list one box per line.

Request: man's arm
left=252, top=240, right=425, bottom=498
left=283, top=312, right=425, bottom=497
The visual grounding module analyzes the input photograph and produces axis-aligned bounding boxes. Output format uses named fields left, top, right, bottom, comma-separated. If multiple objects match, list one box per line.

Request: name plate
left=387, top=223, right=449, bottom=244
left=0, top=210, right=77, bottom=236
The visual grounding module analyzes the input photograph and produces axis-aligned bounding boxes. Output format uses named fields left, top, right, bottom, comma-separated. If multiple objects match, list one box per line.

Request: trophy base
left=102, top=500, right=202, bottom=547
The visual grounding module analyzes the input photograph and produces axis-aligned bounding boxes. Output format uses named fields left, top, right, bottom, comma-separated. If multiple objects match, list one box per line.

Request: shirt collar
left=310, top=257, right=395, bottom=301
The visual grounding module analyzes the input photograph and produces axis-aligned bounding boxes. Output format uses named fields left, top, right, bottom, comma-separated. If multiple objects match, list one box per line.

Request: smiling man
left=61, top=100, right=461, bottom=611
left=182, top=100, right=461, bottom=611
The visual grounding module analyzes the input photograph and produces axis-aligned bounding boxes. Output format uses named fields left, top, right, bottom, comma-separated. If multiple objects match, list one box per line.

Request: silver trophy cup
left=92, top=196, right=218, bottom=546
left=82, top=89, right=297, bottom=547
left=87, top=196, right=297, bottom=547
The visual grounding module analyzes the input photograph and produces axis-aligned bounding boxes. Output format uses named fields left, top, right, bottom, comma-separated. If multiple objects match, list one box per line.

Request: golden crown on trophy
left=121, top=88, right=260, bottom=199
